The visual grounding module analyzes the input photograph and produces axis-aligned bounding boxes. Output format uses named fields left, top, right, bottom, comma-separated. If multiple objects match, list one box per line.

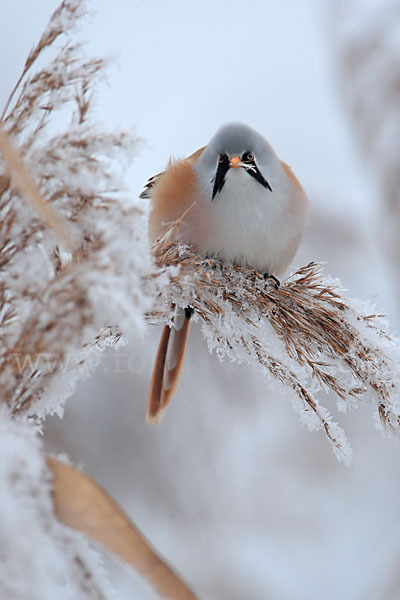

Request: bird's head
left=195, top=122, right=275, bottom=200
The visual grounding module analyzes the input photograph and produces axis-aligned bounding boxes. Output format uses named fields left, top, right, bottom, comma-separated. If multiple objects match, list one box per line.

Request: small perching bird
left=142, top=122, right=308, bottom=422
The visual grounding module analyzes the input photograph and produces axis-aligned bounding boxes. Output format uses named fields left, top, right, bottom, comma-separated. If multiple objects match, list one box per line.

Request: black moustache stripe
left=211, top=157, right=273, bottom=200
left=247, top=163, right=273, bottom=192
left=212, top=155, right=229, bottom=200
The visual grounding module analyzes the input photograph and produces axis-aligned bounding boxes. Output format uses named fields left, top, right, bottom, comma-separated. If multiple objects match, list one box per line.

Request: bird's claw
left=263, top=273, right=280, bottom=289
left=205, top=257, right=223, bottom=271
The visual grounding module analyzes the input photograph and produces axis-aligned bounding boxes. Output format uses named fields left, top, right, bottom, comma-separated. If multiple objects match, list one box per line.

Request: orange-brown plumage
left=146, top=309, right=192, bottom=424
left=144, top=123, right=308, bottom=423
left=280, top=160, right=304, bottom=194
left=148, top=148, right=205, bottom=242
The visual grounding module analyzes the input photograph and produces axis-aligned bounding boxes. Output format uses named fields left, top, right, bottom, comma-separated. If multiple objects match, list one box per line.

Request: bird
left=142, top=122, right=308, bottom=423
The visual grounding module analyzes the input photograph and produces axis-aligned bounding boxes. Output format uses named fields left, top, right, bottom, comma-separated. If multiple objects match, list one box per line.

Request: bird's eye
left=218, top=155, right=225, bottom=164
left=243, top=151, right=254, bottom=162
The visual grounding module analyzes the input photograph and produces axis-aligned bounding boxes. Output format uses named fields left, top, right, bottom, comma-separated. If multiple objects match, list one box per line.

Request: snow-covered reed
left=151, top=235, right=400, bottom=464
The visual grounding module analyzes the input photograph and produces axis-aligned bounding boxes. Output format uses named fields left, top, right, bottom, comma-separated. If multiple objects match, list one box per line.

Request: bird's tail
left=146, top=306, right=192, bottom=424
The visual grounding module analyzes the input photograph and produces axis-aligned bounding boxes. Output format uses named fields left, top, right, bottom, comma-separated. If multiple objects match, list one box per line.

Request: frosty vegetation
left=0, top=1, right=154, bottom=598
left=0, top=410, right=114, bottom=600
left=0, top=0, right=151, bottom=419
left=151, top=235, right=400, bottom=465
left=1, top=0, right=400, bottom=598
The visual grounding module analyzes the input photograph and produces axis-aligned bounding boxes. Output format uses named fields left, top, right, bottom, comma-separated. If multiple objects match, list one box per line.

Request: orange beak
left=229, top=155, right=242, bottom=168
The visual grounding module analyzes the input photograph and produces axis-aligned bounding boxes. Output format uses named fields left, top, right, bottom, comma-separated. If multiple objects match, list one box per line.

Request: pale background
left=2, top=1, right=400, bottom=599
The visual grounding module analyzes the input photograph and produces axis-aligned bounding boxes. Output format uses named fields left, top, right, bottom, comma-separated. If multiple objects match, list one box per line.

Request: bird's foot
left=185, top=306, right=194, bottom=319
left=204, top=257, right=223, bottom=271
left=263, top=273, right=280, bottom=289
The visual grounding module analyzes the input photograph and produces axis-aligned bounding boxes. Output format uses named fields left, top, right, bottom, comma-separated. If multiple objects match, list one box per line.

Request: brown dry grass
left=0, top=128, right=75, bottom=253
left=150, top=235, right=400, bottom=462
left=0, top=0, right=142, bottom=417
left=1, top=1, right=400, bottom=597
left=0, top=3, right=197, bottom=599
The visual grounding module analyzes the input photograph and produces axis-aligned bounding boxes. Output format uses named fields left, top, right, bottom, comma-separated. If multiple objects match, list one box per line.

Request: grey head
left=195, top=122, right=277, bottom=200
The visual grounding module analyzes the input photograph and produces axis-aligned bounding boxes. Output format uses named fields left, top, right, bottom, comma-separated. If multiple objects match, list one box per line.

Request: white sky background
left=2, top=2, right=400, bottom=599
left=0, top=0, right=372, bottom=206
left=2, top=0, right=393, bottom=306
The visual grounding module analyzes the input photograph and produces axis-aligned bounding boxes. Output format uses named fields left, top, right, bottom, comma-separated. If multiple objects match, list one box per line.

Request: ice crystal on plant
left=150, top=238, right=400, bottom=464
left=0, top=0, right=152, bottom=419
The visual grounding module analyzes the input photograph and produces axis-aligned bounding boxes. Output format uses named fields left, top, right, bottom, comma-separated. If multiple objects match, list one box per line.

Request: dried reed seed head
left=150, top=236, right=400, bottom=462
left=0, top=0, right=146, bottom=418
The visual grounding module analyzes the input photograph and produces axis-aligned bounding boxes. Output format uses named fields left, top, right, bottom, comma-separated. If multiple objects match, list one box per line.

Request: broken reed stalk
left=48, top=458, right=198, bottom=600
left=149, top=234, right=400, bottom=463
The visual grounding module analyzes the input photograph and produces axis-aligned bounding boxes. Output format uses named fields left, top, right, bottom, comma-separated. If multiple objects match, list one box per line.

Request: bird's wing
left=147, top=306, right=192, bottom=424
left=139, top=146, right=206, bottom=200
left=139, top=171, right=164, bottom=199
left=280, top=160, right=304, bottom=193
left=187, top=145, right=206, bottom=162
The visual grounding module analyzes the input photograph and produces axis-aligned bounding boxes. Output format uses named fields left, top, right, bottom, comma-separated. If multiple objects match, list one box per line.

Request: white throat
left=188, top=166, right=301, bottom=276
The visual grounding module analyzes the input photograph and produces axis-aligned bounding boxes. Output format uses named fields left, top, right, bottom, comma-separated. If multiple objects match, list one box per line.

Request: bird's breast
left=149, top=159, right=307, bottom=277
left=186, top=169, right=306, bottom=276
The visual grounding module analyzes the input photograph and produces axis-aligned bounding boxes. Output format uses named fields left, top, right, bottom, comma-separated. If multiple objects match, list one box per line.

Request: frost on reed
left=0, top=411, right=114, bottom=600
left=2, top=0, right=400, bottom=598
left=0, top=3, right=154, bottom=598
left=0, top=0, right=151, bottom=419
left=2, top=0, right=398, bottom=468
left=150, top=235, right=400, bottom=465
